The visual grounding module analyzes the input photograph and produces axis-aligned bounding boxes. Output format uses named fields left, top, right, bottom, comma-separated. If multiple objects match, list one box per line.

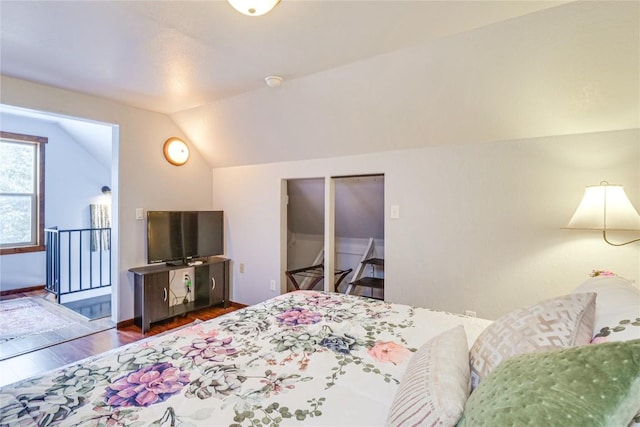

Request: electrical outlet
left=269, top=279, right=276, bottom=292
left=465, top=310, right=477, bottom=317
left=239, top=263, right=245, bottom=273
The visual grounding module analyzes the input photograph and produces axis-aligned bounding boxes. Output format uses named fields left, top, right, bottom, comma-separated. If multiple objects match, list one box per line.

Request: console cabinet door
left=209, top=262, right=225, bottom=306
left=130, top=259, right=230, bottom=333
left=145, top=271, right=170, bottom=323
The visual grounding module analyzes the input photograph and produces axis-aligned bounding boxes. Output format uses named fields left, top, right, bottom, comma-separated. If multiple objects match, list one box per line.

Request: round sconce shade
left=228, top=0, right=280, bottom=16
left=163, top=137, right=190, bottom=166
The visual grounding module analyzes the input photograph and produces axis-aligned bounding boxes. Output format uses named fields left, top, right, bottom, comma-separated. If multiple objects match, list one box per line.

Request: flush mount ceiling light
left=265, top=75, right=283, bottom=88
left=163, top=137, right=190, bottom=166
left=228, top=0, right=280, bottom=16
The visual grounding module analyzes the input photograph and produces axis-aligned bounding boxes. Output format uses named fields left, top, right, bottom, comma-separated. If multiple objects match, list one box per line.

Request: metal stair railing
left=45, top=227, right=112, bottom=302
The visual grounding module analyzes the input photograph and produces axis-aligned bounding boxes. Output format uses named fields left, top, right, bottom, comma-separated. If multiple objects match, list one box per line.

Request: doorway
left=0, top=104, right=119, bottom=322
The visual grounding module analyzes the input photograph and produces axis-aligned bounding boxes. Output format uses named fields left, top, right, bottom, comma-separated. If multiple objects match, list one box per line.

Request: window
left=0, top=131, right=47, bottom=255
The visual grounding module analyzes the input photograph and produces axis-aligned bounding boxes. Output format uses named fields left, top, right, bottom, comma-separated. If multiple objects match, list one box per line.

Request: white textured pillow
left=572, top=276, right=640, bottom=343
left=572, top=277, right=640, bottom=427
left=469, top=292, right=596, bottom=389
left=386, top=325, right=470, bottom=427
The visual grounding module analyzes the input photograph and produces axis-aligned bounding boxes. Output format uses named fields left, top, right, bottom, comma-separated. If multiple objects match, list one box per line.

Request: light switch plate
left=136, top=208, right=144, bottom=220
left=390, top=204, right=400, bottom=219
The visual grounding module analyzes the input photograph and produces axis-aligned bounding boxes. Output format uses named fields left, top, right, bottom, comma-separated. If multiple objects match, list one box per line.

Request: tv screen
left=147, top=211, right=223, bottom=264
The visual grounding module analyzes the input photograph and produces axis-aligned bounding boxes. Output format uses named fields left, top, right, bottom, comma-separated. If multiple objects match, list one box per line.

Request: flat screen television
left=147, top=210, right=223, bottom=265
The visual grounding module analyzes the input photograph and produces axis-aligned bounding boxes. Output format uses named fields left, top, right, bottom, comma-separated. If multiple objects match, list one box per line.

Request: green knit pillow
left=458, top=340, right=640, bottom=426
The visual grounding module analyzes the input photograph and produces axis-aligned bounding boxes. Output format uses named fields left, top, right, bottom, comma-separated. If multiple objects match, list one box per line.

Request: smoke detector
left=265, top=75, right=283, bottom=88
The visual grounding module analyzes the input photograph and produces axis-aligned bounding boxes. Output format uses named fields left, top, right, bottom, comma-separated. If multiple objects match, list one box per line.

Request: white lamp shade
left=566, top=183, right=640, bottom=231
left=228, top=0, right=280, bottom=16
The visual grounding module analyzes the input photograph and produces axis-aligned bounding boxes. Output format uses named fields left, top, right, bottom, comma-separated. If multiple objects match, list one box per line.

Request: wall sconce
left=163, top=137, right=190, bottom=166
left=565, top=181, right=640, bottom=246
left=228, top=0, right=280, bottom=16
left=101, top=186, right=111, bottom=194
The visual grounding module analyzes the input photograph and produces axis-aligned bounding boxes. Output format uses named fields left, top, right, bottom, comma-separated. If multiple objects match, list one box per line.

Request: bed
left=0, top=274, right=639, bottom=427
left=0, top=291, right=490, bottom=426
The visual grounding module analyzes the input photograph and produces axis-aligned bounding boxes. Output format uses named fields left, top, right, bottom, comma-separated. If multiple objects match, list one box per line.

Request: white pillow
left=572, top=276, right=640, bottom=427
left=386, top=325, right=470, bottom=427
left=468, top=293, right=596, bottom=389
left=572, top=276, right=640, bottom=343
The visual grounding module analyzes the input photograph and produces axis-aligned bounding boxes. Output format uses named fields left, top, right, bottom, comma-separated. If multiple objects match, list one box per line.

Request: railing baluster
left=100, top=231, right=103, bottom=287
left=45, top=231, right=50, bottom=291
left=56, top=230, right=61, bottom=302
left=108, top=228, right=112, bottom=287
left=66, top=231, right=71, bottom=295
left=89, top=229, right=93, bottom=290
left=79, top=231, right=83, bottom=291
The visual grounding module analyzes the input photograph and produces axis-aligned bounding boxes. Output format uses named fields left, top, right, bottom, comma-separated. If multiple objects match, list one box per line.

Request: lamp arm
left=602, top=230, right=640, bottom=246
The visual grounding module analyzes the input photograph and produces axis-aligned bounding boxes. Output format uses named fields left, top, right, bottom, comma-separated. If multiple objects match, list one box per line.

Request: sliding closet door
left=334, top=175, right=385, bottom=300
left=284, top=178, right=325, bottom=292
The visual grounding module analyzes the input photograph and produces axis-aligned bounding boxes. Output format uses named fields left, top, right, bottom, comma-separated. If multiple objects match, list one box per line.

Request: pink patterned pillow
left=469, top=293, right=596, bottom=389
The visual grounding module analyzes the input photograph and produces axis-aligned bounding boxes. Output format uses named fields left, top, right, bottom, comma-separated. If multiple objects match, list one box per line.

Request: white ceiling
left=3, top=0, right=636, bottom=171
left=0, top=0, right=566, bottom=115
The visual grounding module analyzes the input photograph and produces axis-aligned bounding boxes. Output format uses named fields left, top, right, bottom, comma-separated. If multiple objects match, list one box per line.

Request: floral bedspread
left=0, top=291, right=491, bottom=426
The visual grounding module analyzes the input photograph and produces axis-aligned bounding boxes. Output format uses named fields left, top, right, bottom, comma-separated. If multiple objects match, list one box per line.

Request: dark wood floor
left=62, top=293, right=112, bottom=319
left=0, top=290, right=240, bottom=387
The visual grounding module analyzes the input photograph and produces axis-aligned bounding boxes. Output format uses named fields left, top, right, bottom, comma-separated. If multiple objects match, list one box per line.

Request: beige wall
left=0, top=76, right=214, bottom=322
left=214, top=129, right=639, bottom=319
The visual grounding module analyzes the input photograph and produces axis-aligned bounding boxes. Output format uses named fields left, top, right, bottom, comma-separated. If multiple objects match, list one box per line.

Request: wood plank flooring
left=0, top=290, right=240, bottom=387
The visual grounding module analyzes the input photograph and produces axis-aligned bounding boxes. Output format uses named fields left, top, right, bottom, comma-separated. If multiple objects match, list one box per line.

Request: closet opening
left=283, top=174, right=384, bottom=300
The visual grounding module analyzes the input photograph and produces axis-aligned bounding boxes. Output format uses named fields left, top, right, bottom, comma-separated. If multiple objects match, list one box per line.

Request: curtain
left=90, top=204, right=111, bottom=251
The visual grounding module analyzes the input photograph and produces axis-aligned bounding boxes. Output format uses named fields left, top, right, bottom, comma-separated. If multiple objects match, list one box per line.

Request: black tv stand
left=166, top=260, right=186, bottom=267
left=129, top=256, right=230, bottom=333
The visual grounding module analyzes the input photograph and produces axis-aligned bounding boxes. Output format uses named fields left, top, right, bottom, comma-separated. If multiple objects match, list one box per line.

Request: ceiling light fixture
left=163, top=137, right=190, bottom=166
left=265, top=75, right=283, bottom=88
left=228, top=0, right=280, bottom=16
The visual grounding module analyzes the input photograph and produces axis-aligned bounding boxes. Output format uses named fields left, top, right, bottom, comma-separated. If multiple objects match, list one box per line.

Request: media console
left=129, top=256, right=230, bottom=333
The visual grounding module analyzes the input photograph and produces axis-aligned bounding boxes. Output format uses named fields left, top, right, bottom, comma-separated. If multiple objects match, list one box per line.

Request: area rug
left=0, top=297, right=114, bottom=361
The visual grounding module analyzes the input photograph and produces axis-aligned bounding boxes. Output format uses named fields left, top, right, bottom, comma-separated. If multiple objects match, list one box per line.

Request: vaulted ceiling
left=0, top=1, right=565, bottom=114
left=1, top=1, right=637, bottom=170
